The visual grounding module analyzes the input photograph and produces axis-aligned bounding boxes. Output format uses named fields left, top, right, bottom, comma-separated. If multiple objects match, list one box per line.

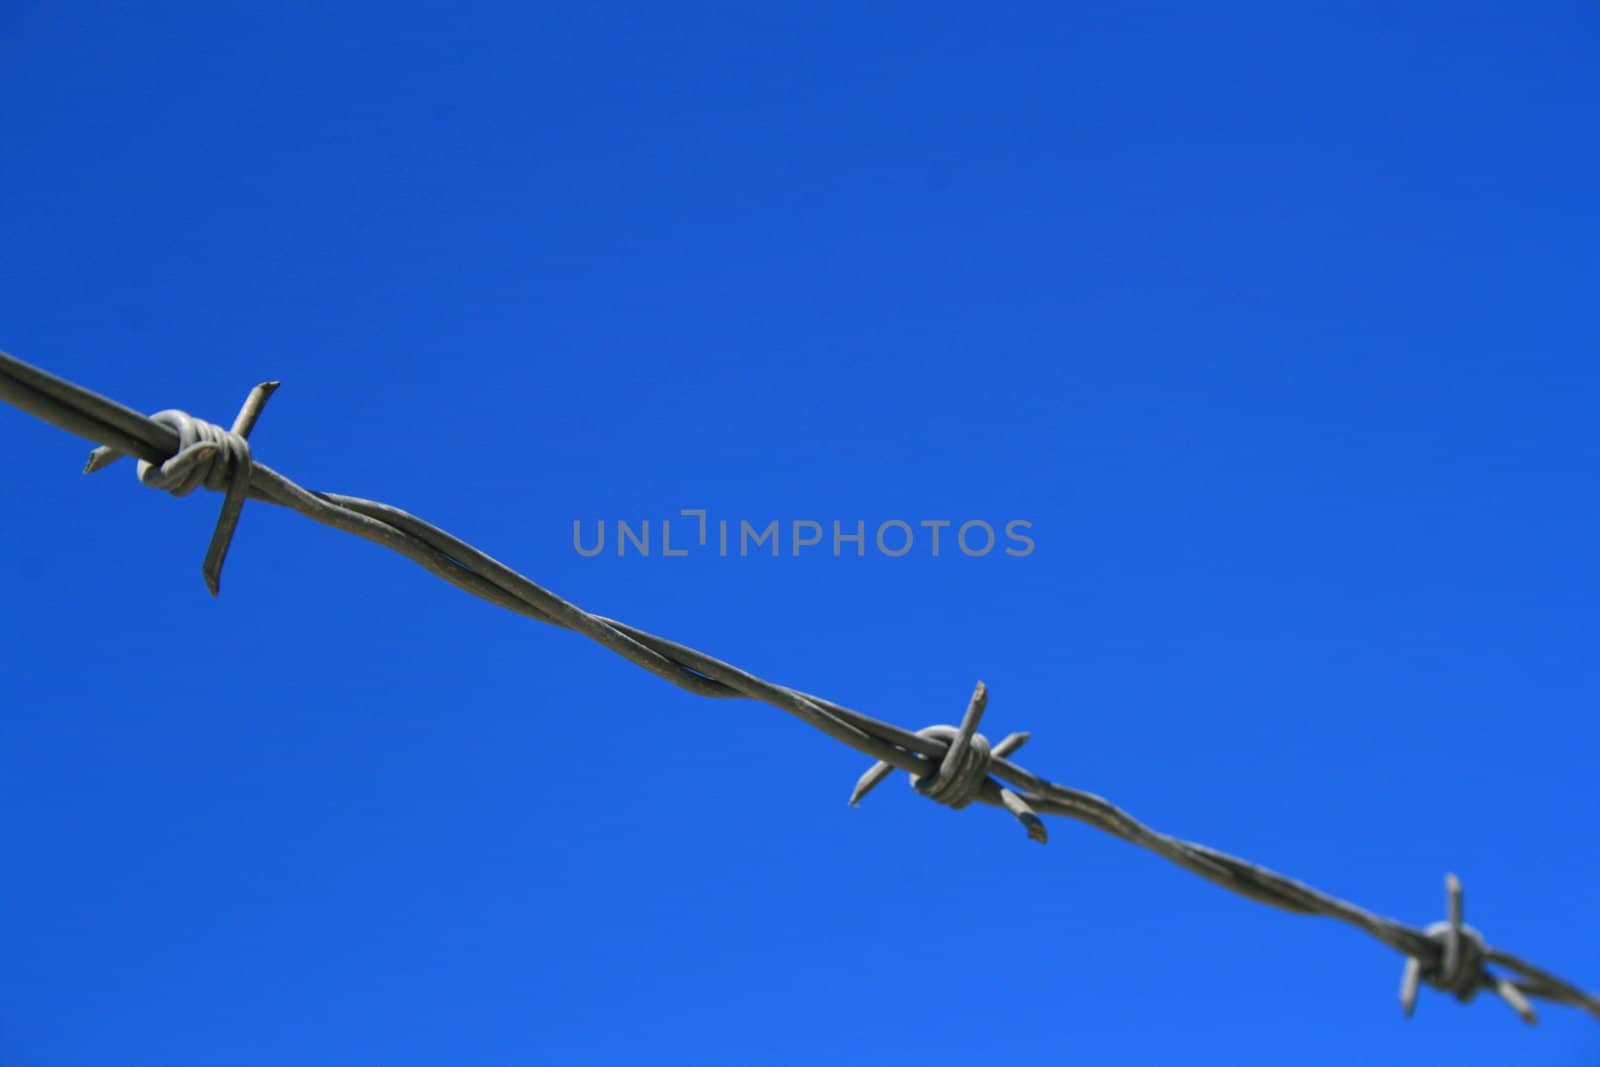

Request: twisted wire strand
left=1, top=348, right=1595, bottom=1026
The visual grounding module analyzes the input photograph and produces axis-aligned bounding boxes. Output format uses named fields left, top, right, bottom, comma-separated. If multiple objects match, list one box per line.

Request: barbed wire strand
left=0, top=348, right=1594, bottom=1027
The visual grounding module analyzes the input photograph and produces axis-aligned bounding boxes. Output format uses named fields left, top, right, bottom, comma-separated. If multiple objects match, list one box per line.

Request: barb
left=850, top=681, right=1046, bottom=842
left=1, top=348, right=1595, bottom=1026
left=84, top=381, right=279, bottom=594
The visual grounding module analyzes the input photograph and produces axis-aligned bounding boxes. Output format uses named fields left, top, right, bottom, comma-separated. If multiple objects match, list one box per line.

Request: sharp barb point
left=849, top=761, right=894, bottom=807
left=83, top=445, right=121, bottom=474
left=1493, top=978, right=1537, bottom=1025
left=1400, top=958, right=1421, bottom=1018
left=992, top=731, right=1030, bottom=759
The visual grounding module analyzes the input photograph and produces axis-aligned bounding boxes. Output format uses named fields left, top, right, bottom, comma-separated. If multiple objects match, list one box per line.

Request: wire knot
left=84, top=382, right=279, bottom=596
left=911, top=723, right=992, bottom=809
left=848, top=681, right=1047, bottom=842
left=1418, top=916, right=1486, bottom=1002
left=136, top=410, right=252, bottom=497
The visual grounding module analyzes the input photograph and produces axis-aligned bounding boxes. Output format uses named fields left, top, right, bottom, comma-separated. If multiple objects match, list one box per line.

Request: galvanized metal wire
left=1, top=347, right=1594, bottom=1026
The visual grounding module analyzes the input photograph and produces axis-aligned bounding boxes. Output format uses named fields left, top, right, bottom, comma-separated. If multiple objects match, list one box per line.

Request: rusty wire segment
left=0, top=348, right=1595, bottom=1027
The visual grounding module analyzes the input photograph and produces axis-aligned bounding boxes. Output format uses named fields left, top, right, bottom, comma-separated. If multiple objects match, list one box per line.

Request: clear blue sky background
left=1, top=4, right=1596, bottom=1065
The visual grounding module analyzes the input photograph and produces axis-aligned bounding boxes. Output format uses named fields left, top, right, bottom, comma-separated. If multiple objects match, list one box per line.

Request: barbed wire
left=1, top=347, right=1594, bottom=1027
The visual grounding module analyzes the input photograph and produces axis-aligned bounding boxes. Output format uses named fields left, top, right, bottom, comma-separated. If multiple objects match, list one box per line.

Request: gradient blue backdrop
left=2, top=4, right=1596, bottom=1065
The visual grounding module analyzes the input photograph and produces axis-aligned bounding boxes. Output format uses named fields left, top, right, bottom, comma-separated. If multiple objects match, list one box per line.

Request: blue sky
left=2, top=4, right=1597, bottom=1065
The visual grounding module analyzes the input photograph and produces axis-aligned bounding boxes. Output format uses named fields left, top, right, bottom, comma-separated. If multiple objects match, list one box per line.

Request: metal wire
left=1, top=347, right=1594, bottom=1026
